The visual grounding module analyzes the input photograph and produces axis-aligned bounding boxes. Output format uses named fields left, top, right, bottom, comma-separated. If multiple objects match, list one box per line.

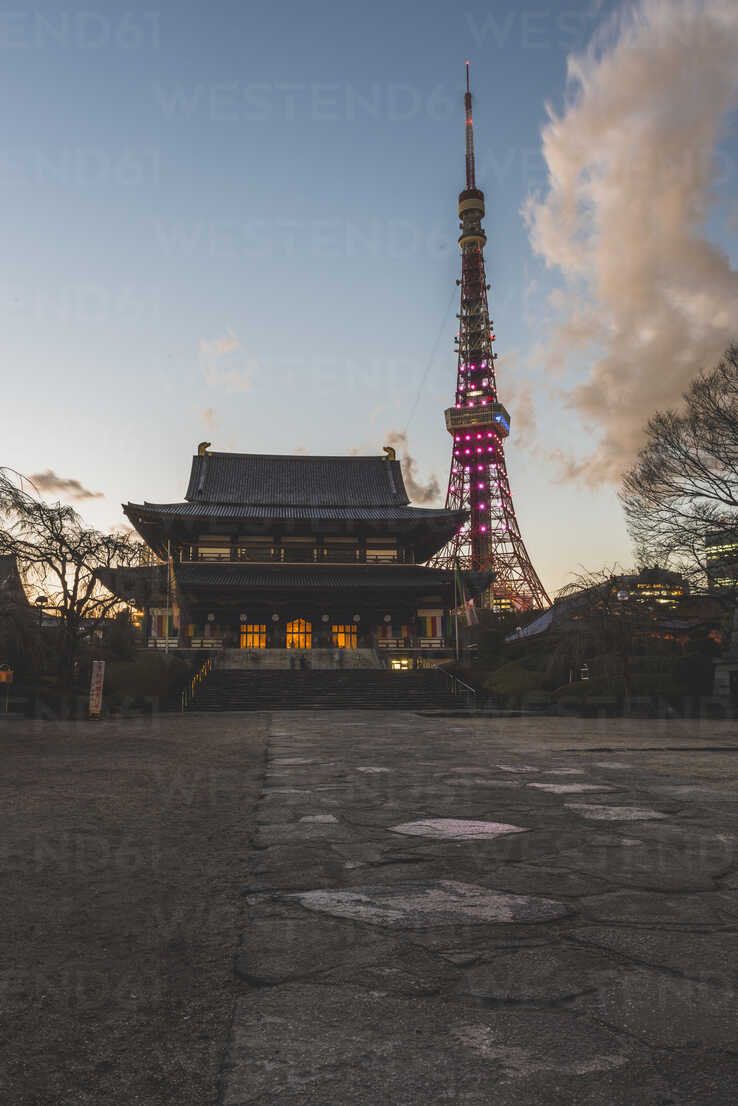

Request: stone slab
left=285, top=880, right=569, bottom=928
left=389, top=818, right=529, bottom=840
left=566, top=803, right=668, bottom=821
left=458, top=945, right=621, bottom=1002
left=223, top=984, right=670, bottom=1105
left=528, top=783, right=618, bottom=794
left=576, top=970, right=738, bottom=1050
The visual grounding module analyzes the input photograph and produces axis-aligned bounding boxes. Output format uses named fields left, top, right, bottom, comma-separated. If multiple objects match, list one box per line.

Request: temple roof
left=126, top=502, right=459, bottom=523
left=97, top=563, right=493, bottom=602
left=175, top=563, right=457, bottom=591
left=185, top=452, right=411, bottom=508
left=124, top=450, right=464, bottom=562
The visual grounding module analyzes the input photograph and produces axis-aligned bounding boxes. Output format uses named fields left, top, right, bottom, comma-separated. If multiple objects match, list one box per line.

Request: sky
left=2, top=0, right=738, bottom=594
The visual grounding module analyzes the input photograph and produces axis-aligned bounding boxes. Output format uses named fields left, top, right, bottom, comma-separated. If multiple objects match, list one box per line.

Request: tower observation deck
left=429, top=64, right=550, bottom=612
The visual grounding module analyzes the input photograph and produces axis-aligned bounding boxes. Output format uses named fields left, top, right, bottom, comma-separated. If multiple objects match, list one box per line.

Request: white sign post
left=88, top=659, right=105, bottom=719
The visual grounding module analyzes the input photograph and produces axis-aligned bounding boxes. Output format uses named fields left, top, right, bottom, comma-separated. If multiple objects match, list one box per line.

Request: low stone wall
left=221, top=648, right=382, bottom=671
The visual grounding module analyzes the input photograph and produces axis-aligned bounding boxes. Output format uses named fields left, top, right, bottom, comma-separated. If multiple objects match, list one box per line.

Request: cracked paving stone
left=651, top=1049, right=738, bottom=1106
left=256, top=822, right=356, bottom=846
left=223, top=984, right=670, bottom=1105
left=580, top=890, right=735, bottom=926
left=575, top=969, right=738, bottom=1050
left=553, top=843, right=718, bottom=892
left=571, top=927, right=738, bottom=986
left=566, top=803, right=668, bottom=821
left=528, top=783, right=618, bottom=794
left=458, top=945, right=622, bottom=1003
left=389, top=819, right=529, bottom=840
left=318, top=944, right=459, bottom=997
left=496, top=765, right=540, bottom=773
left=284, top=880, right=570, bottom=928
left=235, top=906, right=401, bottom=986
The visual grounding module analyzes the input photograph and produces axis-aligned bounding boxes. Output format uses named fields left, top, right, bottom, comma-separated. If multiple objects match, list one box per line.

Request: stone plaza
left=2, top=710, right=737, bottom=1105
left=226, top=711, right=738, bottom=1105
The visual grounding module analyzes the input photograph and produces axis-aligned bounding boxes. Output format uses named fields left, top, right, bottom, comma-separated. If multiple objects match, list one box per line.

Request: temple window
left=241, top=624, right=267, bottom=649
left=322, top=538, right=358, bottom=563
left=365, top=538, right=397, bottom=563
left=331, top=624, right=357, bottom=649
left=286, top=619, right=312, bottom=648
left=281, top=538, right=316, bottom=563
left=196, top=537, right=230, bottom=561
left=238, top=538, right=275, bottom=562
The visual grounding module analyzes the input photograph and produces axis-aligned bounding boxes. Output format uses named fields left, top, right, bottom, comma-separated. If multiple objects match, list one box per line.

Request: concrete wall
left=221, top=648, right=382, bottom=670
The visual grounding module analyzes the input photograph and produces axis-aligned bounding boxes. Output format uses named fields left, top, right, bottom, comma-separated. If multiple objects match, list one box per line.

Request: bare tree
left=0, top=469, right=142, bottom=684
left=549, top=567, right=671, bottom=697
left=620, top=345, right=738, bottom=595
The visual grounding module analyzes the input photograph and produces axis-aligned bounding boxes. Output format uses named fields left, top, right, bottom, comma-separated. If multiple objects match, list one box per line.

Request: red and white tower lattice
left=430, top=64, right=550, bottom=611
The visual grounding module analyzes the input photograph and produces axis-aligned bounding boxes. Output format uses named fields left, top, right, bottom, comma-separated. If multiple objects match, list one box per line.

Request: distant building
left=705, top=529, right=738, bottom=592
left=610, top=567, right=688, bottom=606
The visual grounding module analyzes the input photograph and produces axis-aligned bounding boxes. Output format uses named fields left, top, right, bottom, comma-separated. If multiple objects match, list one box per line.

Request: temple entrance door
left=286, top=619, right=312, bottom=649
left=331, top=624, right=357, bottom=649
left=241, top=624, right=266, bottom=648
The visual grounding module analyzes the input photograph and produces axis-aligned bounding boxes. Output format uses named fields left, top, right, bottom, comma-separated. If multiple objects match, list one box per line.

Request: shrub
left=105, top=653, right=190, bottom=700
left=484, top=660, right=548, bottom=703
left=672, top=653, right=714, bottom=698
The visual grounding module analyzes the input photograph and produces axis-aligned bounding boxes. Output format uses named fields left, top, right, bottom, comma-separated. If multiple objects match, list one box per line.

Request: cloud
left=29, top=469, right=104, bottom=501
left=506, top=380, right=537, bottom=438
left=385, top=430, right=441, bottom=504
left=202, top=407, right=217, bottom=429
left=524, top=0, right=738, bottom=484
left=199, top=328, right=239, bottom=357
left=200, top=328, right=253, bottom=393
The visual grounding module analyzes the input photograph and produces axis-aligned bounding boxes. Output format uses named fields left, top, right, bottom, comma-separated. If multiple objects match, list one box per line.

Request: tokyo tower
left=430, top=64, right=550, bottom=612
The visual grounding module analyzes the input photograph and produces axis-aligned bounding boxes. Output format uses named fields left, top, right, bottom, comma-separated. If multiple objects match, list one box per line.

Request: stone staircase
left=190, top=668, right=466, bottom=711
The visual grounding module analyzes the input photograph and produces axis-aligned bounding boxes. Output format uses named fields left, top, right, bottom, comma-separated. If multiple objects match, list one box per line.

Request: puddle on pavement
left=287, top=879, right=568, bottom=927
left=389, top=818, right=529, bottom=840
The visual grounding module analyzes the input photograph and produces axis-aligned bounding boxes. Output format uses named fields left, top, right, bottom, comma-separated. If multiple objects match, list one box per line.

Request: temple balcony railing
left=377, top=637, right=448, bottom=650
left=179, top=550, right=411, bottom=565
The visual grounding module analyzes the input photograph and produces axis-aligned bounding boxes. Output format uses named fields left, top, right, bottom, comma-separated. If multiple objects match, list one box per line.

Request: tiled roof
left=174, top=563, right=453, bottom=590
left=127, top=502, right=462, bottom=524
left=184, top=452, right=411, bottom=507
left=174, top=564, right=492, bottom=597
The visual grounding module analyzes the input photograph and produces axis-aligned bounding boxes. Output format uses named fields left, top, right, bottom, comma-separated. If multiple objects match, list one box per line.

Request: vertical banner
left=88, top=659, right=105, bottom=719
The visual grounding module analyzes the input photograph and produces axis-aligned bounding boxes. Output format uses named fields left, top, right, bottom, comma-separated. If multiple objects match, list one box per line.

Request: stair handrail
left=181, top=653, right=217, bottom=711
left=431, top=666, right=477, bottom=708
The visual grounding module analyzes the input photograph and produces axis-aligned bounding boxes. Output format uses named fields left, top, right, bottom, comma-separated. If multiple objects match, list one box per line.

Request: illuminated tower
left=431, top=64, right=550, bottom=611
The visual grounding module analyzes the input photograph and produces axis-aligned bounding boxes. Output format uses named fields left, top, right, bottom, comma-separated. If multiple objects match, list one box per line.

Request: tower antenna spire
left=464, top=61, right=475, bottom=189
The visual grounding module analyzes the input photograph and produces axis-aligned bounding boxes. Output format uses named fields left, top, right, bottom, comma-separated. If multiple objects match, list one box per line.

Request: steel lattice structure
left=430, top=65, right=550, bottom=612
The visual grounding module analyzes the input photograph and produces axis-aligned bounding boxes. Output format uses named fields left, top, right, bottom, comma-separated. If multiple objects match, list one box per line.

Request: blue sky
left=3, top=0, right=737, bottom=593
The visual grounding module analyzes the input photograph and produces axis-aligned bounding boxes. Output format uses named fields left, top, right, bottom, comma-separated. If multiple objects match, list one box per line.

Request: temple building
left=100, top=447, right=490, bottom=667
